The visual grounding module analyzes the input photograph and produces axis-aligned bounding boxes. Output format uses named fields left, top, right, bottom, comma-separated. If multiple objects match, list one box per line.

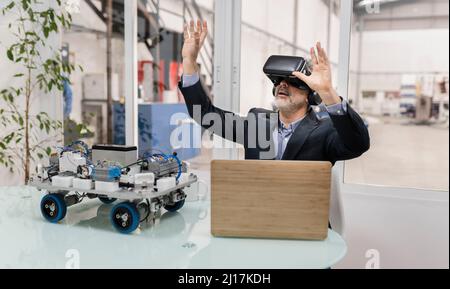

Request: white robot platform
left=28, top=142, right=199, bottom=234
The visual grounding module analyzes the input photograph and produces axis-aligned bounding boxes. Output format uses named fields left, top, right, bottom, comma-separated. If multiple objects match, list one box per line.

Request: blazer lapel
left=281, top=109, right=320, bottom=160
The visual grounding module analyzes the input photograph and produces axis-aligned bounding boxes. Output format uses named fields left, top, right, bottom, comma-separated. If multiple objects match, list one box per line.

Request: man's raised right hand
left=182, top=20, right=208, bottom=75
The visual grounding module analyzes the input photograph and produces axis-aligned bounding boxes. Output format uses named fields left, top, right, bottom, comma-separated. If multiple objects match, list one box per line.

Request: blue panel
left=113, top=103, right=126, bottom=145
left=113, top=103, right=201, bottom=160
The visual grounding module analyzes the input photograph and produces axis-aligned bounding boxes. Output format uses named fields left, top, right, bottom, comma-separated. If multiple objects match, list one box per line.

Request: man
left=179, top=20, right=370, bottom=164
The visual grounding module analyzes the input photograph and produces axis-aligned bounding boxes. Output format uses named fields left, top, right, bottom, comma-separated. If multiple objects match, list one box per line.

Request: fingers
left=194, top=20, right=202, bottom=44
left=189, top=20, right=195, bottom=36
left=310, top=42, right=329, bottom=65
left=185, top=20, right=208, bottom=43
left=197, top=19, right=202, bottom=34
left=183, top=24, right=189, bottom=40
left=292, top=71, right=309, bottom=82
left=310, top=47, right=319, bottom=65
left=200, top=20, right=208, bottom=46
left=316, top=42, right=329, bottom=64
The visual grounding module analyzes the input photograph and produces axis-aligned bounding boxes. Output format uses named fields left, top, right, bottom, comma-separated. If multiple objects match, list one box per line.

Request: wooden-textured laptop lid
left=211, top=160, right=332, bottom=240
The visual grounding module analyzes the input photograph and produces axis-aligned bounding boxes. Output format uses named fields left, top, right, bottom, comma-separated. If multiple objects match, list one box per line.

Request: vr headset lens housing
left=263, top=55, right=312, bottom=91
left=272, top=77, right=310, bottom=91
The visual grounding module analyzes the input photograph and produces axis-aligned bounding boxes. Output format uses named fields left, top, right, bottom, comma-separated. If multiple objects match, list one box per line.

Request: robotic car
left=28, top=141, right=198, bottom=234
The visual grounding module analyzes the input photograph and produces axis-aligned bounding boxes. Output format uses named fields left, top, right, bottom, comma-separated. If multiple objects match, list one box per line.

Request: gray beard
left=275, top=97, right=306, bottom=114
left=273, top=86, right=307, bottom=113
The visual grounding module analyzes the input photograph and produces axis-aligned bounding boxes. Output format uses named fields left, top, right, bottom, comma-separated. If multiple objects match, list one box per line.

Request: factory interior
left=0, top=0, right=448, bottom=270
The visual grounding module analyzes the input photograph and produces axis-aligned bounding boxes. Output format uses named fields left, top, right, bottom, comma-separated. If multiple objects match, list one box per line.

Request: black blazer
left=179, top=80, right=370, bottom=164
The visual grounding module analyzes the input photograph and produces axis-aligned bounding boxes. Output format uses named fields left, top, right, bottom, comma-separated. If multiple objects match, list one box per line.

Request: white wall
left=352, top=28, right=449, bottom=107
left=360, top=29, right=449, bottom=74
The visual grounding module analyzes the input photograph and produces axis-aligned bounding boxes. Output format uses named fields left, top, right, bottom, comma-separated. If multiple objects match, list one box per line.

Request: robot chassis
left=28, top=142, right=198, bottom=234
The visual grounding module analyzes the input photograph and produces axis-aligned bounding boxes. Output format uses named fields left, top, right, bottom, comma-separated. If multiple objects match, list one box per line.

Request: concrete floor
left=345, top=117, right=449, bottom=191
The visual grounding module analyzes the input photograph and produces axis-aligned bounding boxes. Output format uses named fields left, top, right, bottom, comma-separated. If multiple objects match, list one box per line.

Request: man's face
left=274, top=80, right=309, bottom=113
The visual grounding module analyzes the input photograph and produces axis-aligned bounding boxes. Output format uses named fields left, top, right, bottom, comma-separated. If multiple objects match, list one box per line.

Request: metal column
left=355, top=16, right=365, bottom=111
left=337, top=0, right=353, bottom=100
left=213, top=0, right=242, bottom=160
left=125, top=0, right=138, bottom=147
left=106, top=0, right=113, bottom=143
left=331, top=0, right=354, bottom=234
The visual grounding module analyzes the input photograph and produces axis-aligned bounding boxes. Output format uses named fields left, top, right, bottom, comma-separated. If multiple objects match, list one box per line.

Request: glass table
left=0, top=185, right=347, bottom=269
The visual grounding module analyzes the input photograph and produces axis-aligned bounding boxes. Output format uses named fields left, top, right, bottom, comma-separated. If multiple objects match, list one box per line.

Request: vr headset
left=263, top=55, right=322, bottom=106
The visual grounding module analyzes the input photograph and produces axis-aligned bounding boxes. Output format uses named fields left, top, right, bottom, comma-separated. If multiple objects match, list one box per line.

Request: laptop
left=211, top=160, right=332, bottom=240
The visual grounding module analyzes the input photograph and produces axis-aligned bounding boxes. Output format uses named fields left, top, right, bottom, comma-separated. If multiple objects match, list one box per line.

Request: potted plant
left=0, top=0, right=84, bottom=183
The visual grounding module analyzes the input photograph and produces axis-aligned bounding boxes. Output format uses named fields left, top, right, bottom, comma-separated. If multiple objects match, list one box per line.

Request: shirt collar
left=278, top=114, right=306, bottom=132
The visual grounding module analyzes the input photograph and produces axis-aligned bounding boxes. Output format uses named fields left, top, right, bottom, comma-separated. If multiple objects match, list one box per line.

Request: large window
left=345, top=0, right=449, bottom=191
left=62, top=0, right=125, bottom=146
left=62, top=0, right=214, bottom=164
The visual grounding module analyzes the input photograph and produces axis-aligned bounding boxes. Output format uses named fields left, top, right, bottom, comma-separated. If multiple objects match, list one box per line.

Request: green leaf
left=43, top=27, right=49, bottom=38
left=7, top=49, right=14, bottom=61
left=37, top=153, right=44, bottom=159
left=0, top=142, right=6, bottom=150
left=27, top=8, right=34, bottom=21
left=46, top=147, right=52, bottom=156
left=4, top=132, right=15, bottom=144
left=21, top=0, right=29, bottom=10
left=6, top=2, right=15, bottom=10
left=76, top=123, right=84, bottom=133
left=13, top=73, right=24, bottom=78
left=50, top=22, right=58, bottom=32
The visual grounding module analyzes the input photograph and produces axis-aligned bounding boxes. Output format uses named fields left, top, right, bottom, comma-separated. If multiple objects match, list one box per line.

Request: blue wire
left=169, top=154, right=182, bottom=181
left=62, top=141, right=90, bottom=159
